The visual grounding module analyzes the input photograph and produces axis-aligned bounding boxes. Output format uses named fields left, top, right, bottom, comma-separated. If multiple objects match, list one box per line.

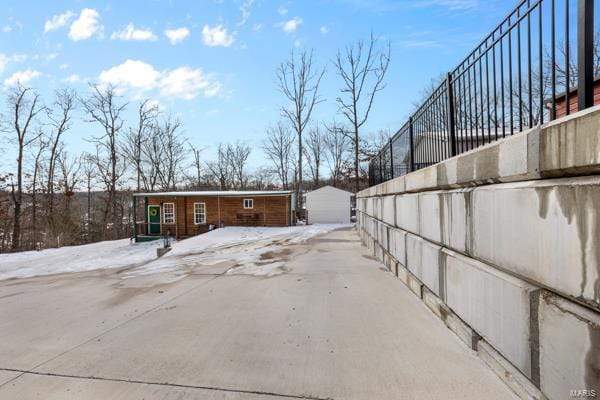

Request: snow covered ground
left=0, top=224, right=353, bottom=281
left=0, top=239, right=163, bottom=281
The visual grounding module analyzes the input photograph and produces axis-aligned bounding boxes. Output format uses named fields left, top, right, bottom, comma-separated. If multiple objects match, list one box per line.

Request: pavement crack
left=0, top=368, right=333, bottom=400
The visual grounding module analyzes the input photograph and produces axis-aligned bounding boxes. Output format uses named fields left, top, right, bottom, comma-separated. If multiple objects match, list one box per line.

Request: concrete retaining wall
left=356, top=107, right=600, bottom=400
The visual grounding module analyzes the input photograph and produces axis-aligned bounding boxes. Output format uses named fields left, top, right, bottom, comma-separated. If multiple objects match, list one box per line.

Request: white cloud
left=165, top=27, right=190, bottom=45
left=44, top=11, right=74, bottom=33
left=238, top=0, right=254, bottom=26
left=160, top=67, right=221, bottom=99
left=59, top=63, right=69, bottom=70
left=280, top=17, right=302, bottom=34
left=46, top=52, right=59, bottom=61
left=320, top=26, right=329, bottom=34
left=202, top=24, right=235, bottom=47
left=111, top=23, right=157, bottom=41
left=0, top=54, right=7, bottom=74
left=252, top=23, right=263, bottom=31
left=63, top=74, right=82, bottom=84
left=2, top=25, right=12, bottom=33
left=98, top=60, right=221, bottom=100
left=278, top=6, right=288, bottom=15
left=68, top=8, right=103, bottom=41
left=4, top=69, right=41, bottom=87
left=98, top=59, right=160, bottom=94
left=415, top=0, right=478, bottom=10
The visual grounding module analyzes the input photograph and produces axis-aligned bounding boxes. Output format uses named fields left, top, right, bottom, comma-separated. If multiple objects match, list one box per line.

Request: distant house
left=304, top=186, right=353, bottom=224
left=132, top=190, right=295, bottom=241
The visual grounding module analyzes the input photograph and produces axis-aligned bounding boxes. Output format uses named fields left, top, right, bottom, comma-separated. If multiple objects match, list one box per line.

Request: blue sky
left=0, top=0, right=510, bottom=168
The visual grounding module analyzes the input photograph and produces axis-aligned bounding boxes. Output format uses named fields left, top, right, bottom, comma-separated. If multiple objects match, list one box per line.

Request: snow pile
left=125, top=224, right=353, bottom=279
left=0, top=224, right=353, bottom=281
left=0, top=239, right=163, bottom=281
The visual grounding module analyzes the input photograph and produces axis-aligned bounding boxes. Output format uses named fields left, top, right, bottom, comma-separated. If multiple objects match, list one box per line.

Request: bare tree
left=2, top=85, right=44, bottom=250
left=29, top=133, right=48, bottom=248
left=227, top=141, right=251, bottom=189
left=46, top=89, right=76, bottom=224
left=262, top=122, right=295, bottom=189
left=335, top=33, right=390, bottom=193
left=81, top=84, right=128, bottom=239
left=207, top=143, right=233, bottom=190
left=324, top=122, right=351, bottom=187
left=188, top=143, right=205, bottom=189
left=81, top=154, right=96, bottom=240
left=123, top=99, right=159, bottom=192
left=303, top=125, right=324, bottom=188
left=154, top=116, right=186, bottom=191
left=277, top=49, right=325, bottom=208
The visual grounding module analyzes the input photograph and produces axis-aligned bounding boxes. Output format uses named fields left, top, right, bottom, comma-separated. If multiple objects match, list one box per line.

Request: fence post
left=408, top=116, right=415, bottom=172
left=445, top=72, right=458, bottom=157
left=389, top=138, right=394, bottom=179
left=578, top=0, right=594, bottom=110
left=379, top=152, right=383, bottom=184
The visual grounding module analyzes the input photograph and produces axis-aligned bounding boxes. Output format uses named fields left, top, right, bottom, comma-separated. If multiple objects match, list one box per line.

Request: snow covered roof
left=133, top=190, right=294, bottom=197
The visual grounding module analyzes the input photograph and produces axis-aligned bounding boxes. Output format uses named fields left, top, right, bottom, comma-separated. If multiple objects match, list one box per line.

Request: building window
left=194, top=202, right=206, bottom=224
left=243, top=198, right=254, bottom=209
left=163, top=202, right=175, bottom=224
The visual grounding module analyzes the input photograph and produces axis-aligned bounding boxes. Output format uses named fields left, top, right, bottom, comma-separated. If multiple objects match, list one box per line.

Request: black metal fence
left=369, top=0, right=597, bottom=186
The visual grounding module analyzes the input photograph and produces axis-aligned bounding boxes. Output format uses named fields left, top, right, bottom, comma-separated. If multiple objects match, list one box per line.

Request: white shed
left=304, top=185, right=353, bottom=224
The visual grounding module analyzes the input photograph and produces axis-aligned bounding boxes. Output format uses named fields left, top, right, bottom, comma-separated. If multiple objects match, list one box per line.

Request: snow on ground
left=0, top=224, right=353, bottom=281
left=124, top=224, right=353, bottom=280
left=0, top=239, right=163, bottom=281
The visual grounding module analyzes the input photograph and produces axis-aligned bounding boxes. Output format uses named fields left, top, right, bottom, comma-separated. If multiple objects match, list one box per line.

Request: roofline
left=132, top=191, right=294, bottom=198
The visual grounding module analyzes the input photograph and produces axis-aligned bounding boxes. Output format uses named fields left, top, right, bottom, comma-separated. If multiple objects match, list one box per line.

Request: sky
left=0, top=0, right=511, bottom=169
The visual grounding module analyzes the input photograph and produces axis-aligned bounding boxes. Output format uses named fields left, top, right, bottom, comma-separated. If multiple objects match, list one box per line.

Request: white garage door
left=306, top=187, right=351, bottom=224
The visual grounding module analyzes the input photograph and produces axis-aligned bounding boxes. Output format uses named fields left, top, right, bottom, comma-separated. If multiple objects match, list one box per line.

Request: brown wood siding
left=146, top=195, right=290, bottom=238
left=554, top=81, right=600, bottom=119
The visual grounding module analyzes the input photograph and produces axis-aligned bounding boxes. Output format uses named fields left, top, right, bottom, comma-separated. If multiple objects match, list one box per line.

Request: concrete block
left=395, top=194, right=419, bottom=233
left=444, top=248, right=537, bottom=377
left=437, top=157, right=458, bottom=188
left=397, top=264, right=409, bottom=286
left=376, top=221, right=389, bottom=251
left=406, top=235, right=442, bottom=297
left=381, top=195, right=395, bottom=226
left=442, top=308, right=480, bottom=350
left=365, top=197, right=374, bottom=216
left=477, top=340, right=543, bottom=400
left=388, top=227, right=407, bottom=267
left=451, top=128, right=536, bottom=186
left=540, top=105, right=600, bottom=177
left=538, top=291, right=600, bottom=400
left=386, top=175, right=405, bottom=194
left=407, top=272, right=423, bottom=298
left=374, top=242, right=384, bottom=263
left=470, top=176, right=600, bottom=307
left=418, top=192, right=442, bottom=244
left=405, top=164, right=437, bottom=192
left=440, top=189, right=470, bottom=254
left=417, top=190, right=470, bottom=253
left=422, top=287, right=445, bottom=319
left=383, top=252, right=398, bottom=276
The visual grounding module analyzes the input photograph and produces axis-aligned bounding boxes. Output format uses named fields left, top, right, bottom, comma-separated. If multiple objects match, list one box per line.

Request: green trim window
left=163, top=202, right=175, bottom=224
left=243, top=198, right=253, bottom=209
left=194, top=202, right=206, bottom=224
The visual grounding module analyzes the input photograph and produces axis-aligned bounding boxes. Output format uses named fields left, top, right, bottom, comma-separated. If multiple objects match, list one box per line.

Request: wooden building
left=132, top=191, right=295, bottom=241
left=553, top=78, right=600, bottom=119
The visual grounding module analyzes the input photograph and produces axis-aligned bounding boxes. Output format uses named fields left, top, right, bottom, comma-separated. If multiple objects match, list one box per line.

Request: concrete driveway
left=0, top=228, right=516, bottom=399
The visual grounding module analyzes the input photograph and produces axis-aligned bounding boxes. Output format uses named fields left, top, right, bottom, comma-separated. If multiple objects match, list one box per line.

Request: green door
left=148, top=205, right=161, bottom=235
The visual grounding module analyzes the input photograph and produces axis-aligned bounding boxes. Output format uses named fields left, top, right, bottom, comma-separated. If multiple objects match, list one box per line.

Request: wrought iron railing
left=369, top=0, right=597, bottom=187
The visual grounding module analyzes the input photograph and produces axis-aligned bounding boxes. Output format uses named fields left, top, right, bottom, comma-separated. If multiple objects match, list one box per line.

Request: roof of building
left=133, top=190, right=294, bottom=198
left=304, top=185, right=354, bottom=197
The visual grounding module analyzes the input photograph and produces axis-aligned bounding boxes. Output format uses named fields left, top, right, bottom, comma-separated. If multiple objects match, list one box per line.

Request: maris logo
left=570, top=389, right=597, bottom=398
